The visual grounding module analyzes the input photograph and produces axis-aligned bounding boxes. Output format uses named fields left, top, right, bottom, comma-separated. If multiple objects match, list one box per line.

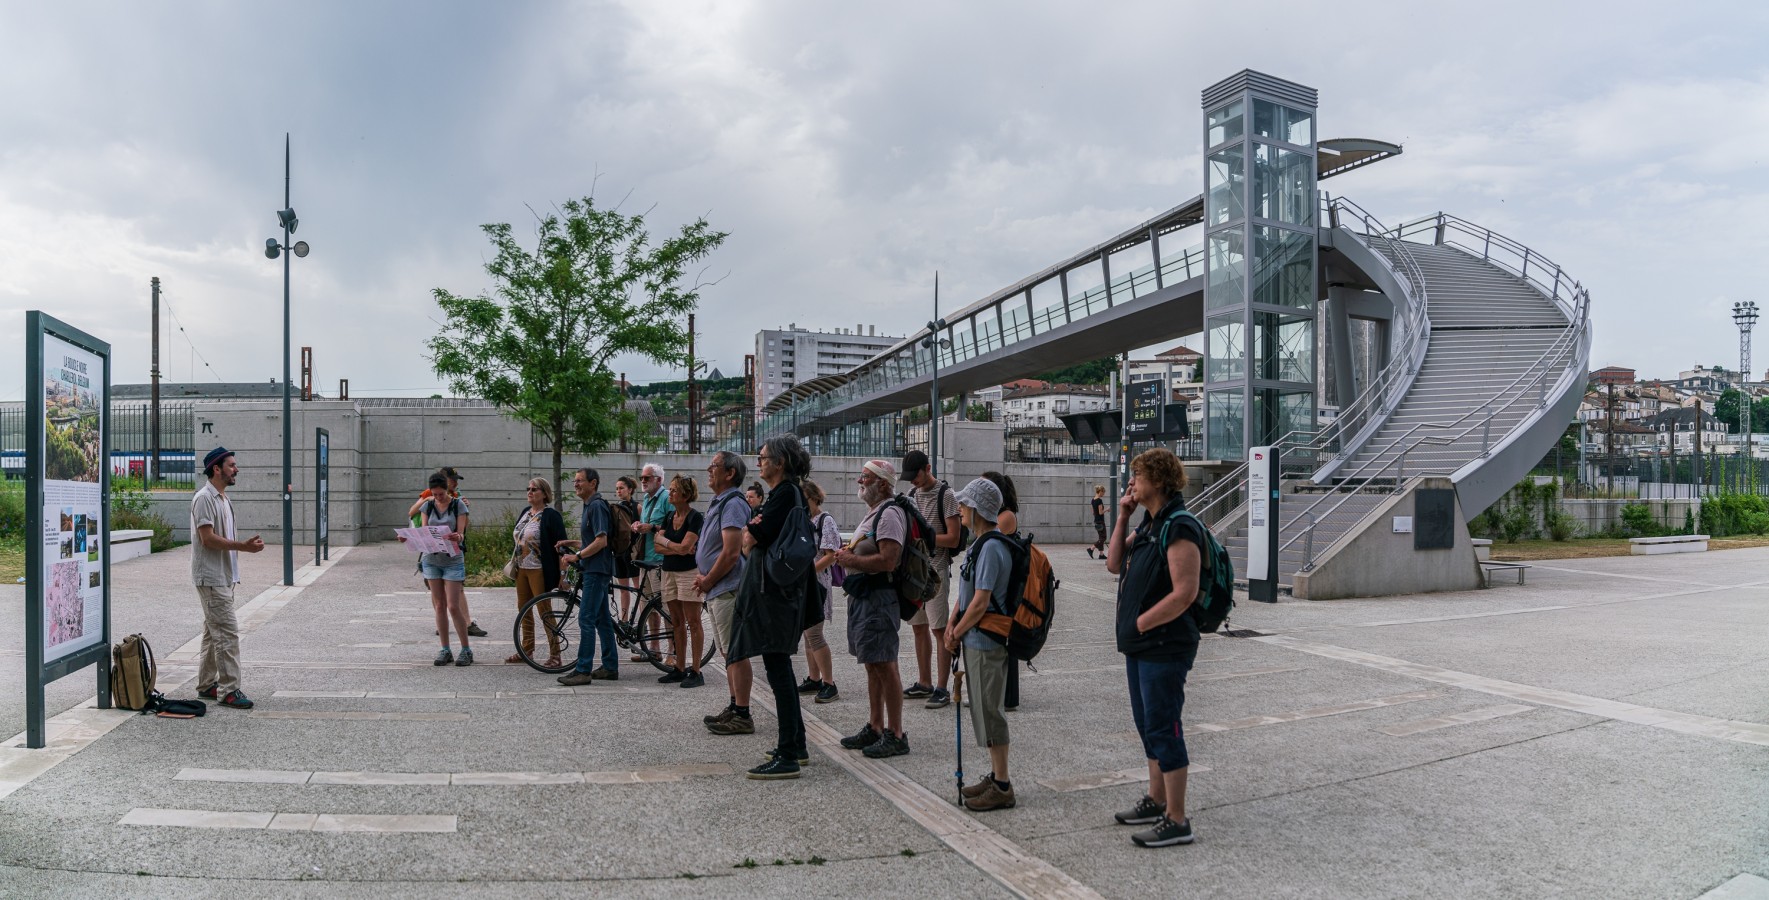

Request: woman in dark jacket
left=1104, top=447, right=1201, bottom=849
left=511, top=477, right=568, bottom=668
left=732, top=434, right=821, bottom=780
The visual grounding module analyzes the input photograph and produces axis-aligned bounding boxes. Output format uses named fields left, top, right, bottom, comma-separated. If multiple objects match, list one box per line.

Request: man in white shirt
left=190, top=447, right=264, bottom=709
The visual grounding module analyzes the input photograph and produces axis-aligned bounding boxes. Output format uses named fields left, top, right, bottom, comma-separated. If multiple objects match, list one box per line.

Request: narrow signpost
left=315, top=427, right=330, bottom=565
left=24, top=311, right=115, bottom=748
left=1247, top=444, right=1280, bottom=603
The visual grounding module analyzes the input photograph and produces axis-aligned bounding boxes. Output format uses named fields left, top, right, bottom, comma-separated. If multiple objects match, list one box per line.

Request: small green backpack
left=1159, top=508, right=1236, bottom=634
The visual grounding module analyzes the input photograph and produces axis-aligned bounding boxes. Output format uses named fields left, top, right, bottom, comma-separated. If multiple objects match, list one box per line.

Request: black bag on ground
left=144, top=692, right=207, bottom=717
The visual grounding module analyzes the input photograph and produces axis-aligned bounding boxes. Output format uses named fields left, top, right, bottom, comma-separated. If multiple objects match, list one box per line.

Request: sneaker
left=903, top=682, right=933, bottom=699
left=746, top=757, right=801, bottom=780
left=467, top=621, right=488, bottom=637
left=589, top=667, right=618, bottom=681
left=432, top=647, right=454, bottom=666
left=961, top=772, right=997, bottom=799
left=796, top=677, right=822, bottom=694
left=839, top=723, right=881, bottom=750
left=454, top=647, right=474, bottom=667
left=658, top=668, right=686, bottom=684
left=557, top=671, right=595, bottom=686
left=704, top=703, right=736, bottom=725
left=1087, top=548, right=1095, bottom=559
left=815, top=682, right=839, bottom=703
left=680, top=670, right=706, bottom=689
left=219, top=690, right=254, bottom=710
left=196, top=684, right=218, bottom=700
left=1131, top=815, right=1194, bottom=848
left=963, top=779, right=1016, bottom=811
left=924, top=688, right=951, bottom=709
left=706, top=712, right=754, bottom=735
left=862, top=730, right=910, bottom=759
left=761, top=747, right=810, bottom=766
left=1114, top=795, right=1167, bottom=826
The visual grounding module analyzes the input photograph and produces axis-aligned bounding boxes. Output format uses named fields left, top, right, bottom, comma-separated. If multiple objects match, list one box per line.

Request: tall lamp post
left=264, top=134, right=310, bottom=586
left=921, top=273, right=950, bottom=471
left=1735, top=300, right=1759, bottom=491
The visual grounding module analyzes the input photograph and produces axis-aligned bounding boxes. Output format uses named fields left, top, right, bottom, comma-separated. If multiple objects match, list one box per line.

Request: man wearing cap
left=832, top=459, right=910, bottom=758
left=190, top=447, right=265, bottom=710
left=946, top=477, right=1017, bottom=811
left=900, top=450, right=961, bottom=709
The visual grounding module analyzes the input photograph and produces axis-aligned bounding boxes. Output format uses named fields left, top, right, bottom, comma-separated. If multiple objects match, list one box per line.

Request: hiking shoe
left=659, top=668, right=686, bottom=684
left=761, top=747, right=810, bottom=766
left=924, top=688, right=951, bottom=709
left=1131, top=815, right=1193, bottom=848
left=196, top=683, right=218, bottom=699
left=861, top=730, right=909, bottom=759
left=961, top=772, right=997, bottom=799
left=1114, top=795, right=1167, bottom=826
left=467, top=621, right=488, bottom=637
left=963, top=779, right=1016, bottom=811
left=903, top=682, right=933, bottom=699
left=219, top=690, right=254, bottom=710
left=680, top=670, right=706, bottom=689
left=704, top=703, right=736, bottom=725
left=815, top=682, right=839, bottom=703
left=589, top=667, right=618, bottom=680
left=432, top=647, right=454, bottom=666
left=557, top=671, right=595, bottom=686
left=1087, top=548, right=1095, bottom=559
left=706, top=712, right=754, bottom=735
left=746, top=757, right=801, bottom=780
left=454, top=647, right=474, bottom=667
left=840, top=723, right=881, bottom=750
left=797, top=677, right=822, bottom=694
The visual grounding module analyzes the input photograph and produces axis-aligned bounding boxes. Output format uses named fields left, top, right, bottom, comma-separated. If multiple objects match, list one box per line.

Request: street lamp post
left=920, top=274, right=949, bottom=471
left=264, top=134, right=310, bottom=586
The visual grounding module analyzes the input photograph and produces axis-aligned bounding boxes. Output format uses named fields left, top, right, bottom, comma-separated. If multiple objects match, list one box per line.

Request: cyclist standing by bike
left=557, top=468, right=618, bottom=685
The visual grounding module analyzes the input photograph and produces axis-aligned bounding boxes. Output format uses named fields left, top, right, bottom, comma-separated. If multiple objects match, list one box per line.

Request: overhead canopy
left=1317, top=138, right=1403, bottom=180
left=760, top=372, right=851, bottom=416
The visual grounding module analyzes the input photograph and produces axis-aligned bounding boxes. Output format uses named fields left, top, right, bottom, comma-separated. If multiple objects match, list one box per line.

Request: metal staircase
left=1191, top=201, right=1592, bottom=588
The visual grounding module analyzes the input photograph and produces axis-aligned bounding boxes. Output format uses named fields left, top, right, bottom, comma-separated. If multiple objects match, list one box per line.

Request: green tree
left=428, top=195, right=727, bottom=493
left=1715, top=389, right=1743, bottom=430
left=1037, top=356, right=1116, bottom=385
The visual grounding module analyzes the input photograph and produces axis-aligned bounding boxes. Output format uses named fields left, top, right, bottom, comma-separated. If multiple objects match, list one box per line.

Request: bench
left=112, top=529, right=155, bottom=563
left=1479, top=561, right=1530, bottom=587
left=1471, top=538, right=1492, bottom=562
left=1629, top=535, right=1709, bottom=555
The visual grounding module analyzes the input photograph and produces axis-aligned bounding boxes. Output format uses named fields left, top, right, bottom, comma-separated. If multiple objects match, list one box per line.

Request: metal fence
left=1535, top=446, right=1769, bottom=500
left=1, top=401, right=196, bottom=484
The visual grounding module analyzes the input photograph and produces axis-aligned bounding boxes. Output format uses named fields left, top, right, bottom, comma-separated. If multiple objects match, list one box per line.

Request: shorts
left=1127, top=646, right=1198, bottom=773
left=847, top=587, right=901, bottom=665
left=661, top=569, right=699, bottom=607
left=963, top=643, right=1010, bottom=748
left=708, top=590, right=738, bottom=659
left=908, top=560, right=952, bottom=627
left=421, top=557, right=467, bottom=582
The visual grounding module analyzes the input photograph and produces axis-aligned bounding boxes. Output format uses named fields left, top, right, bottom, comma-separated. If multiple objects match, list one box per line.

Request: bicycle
left=515, top=560, right=719, bottom=675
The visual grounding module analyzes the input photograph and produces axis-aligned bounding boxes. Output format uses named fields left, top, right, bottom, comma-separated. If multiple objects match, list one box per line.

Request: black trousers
left=762, top=652, right=806, bottom=758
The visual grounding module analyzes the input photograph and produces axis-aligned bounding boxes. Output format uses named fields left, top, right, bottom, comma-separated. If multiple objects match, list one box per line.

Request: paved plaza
left=2, top=540, right=1767, bottom=898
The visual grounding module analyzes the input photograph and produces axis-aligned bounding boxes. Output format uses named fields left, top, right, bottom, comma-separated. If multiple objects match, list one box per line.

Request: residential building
left=1639, top=406, right=1730, bottom=454
left=1590, top=366, right=1635, bottom=386
left=1001, top=382, right=1109, bottom=428
left=755, top=324, right=901, bottom=410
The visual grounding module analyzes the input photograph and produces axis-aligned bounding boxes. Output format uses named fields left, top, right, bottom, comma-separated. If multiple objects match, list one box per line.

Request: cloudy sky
left=2, top=1, right=1765, bottom=402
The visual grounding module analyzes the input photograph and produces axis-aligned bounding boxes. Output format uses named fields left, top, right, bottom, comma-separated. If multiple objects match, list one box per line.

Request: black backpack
left=763, top=482, right=818, bottom=586
left=932, top=481, right=972, bottom=555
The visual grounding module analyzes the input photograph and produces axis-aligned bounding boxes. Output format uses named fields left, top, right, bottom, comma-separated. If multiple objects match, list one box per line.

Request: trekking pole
left=951, top=653, right=964, bottom=806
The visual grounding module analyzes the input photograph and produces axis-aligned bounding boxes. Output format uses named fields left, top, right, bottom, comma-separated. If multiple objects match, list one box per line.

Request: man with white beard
left=832, top=459, right=910, bottom=758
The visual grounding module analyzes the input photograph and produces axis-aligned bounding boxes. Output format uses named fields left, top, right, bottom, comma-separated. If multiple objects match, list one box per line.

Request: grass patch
left=1489, top=536, right=1769, bottom=561
left=0, top=537, right=23, bottom=582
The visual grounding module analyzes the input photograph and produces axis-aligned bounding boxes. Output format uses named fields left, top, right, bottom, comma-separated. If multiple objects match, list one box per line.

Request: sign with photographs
left=25, top=311, right=113, bottom=748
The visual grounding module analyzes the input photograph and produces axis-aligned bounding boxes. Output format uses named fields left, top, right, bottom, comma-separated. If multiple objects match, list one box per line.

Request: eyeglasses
left=758, top=454, right=773, bottom=462
left=526, top=487, right=540, bottom=492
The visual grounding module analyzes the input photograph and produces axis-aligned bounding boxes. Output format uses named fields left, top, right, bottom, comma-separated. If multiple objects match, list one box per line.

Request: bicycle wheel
left=632, top=596, right=677, bottom=672
left=514, top=590, right=578, bottom=674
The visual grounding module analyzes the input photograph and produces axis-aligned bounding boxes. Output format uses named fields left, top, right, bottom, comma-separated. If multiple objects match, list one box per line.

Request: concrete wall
left=1290, top=476, right=1482, bottom=600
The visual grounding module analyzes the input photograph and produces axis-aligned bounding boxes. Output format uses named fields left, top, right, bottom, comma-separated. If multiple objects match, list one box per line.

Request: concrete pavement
left=2, top=539, right=1766, bottom=898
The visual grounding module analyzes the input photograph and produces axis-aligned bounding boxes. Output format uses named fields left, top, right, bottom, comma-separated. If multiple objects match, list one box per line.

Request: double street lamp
left=921, top=313, right=950, bottom=469
left=264, top=134, right=310, bottom=586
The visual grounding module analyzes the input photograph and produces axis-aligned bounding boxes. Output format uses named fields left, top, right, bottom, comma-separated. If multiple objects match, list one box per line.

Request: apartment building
left=755, top=324, right=902, bottom=410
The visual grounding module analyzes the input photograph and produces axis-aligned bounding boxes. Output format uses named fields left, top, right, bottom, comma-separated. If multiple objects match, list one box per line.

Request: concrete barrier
left=1629, top=535, right=1709, bottom=555
left=112, top=529, right=154, bottom=562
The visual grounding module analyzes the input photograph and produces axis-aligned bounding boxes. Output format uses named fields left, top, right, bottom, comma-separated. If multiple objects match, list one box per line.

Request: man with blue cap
left=190, top=446, right=264, bottom=709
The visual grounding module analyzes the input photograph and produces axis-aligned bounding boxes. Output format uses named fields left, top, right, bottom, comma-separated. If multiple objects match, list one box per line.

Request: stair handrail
left=1187, top=195, right=1432, bottom=525
left=1272, top=213, right=1592, bottom=563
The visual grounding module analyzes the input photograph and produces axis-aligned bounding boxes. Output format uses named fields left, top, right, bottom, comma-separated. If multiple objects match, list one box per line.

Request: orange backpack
left=973, top=532, right=1057, bottom=662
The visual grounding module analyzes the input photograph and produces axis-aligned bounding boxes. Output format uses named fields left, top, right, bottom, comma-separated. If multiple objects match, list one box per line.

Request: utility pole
left=618, top=372, right=627, bottom=453
left=1735, top=301, right=1758, bottom=492
left=1606, top=383, right=1617, bottom=489
left=150, top=276, right=161, bottom=484
left=686, top=313, right=698, bottom=454
left=744, top=353, right=756, bottom=451
left=1695, top=397, right=1704, bottom=493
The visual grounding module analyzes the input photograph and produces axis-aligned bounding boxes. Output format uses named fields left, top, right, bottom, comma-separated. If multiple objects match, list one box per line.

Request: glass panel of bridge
left=1251, top=225, right=1314, bottom=308
left=1206, top=227, right=1245, bottom=311
left=1206, top=389, right=1245, bottom=460
left=1252, top=311, right=1314, bottom=384
left=1159, top=234, right=1199, bottom=284
left=1253, top=99, right=1312, bottom=146
left=1251, top=143, right=1313, bottom=226
left=1207, top=100, right=1243, bottom=148
left=974, top=311, right=1001, bottom=354
left=1002, top=298, right=1031, bottom=345
left=1205, top=313, right=1244, bottom=383
left=1207, top=146, right=1244, bottom=226
left=1109, top=241, right=1157, bottom=299
left=1065, top=260, right=1105, bottom=320
left=1030, top=278, right=1064, bottom=334
left=947, top=318, right=973, bottom=365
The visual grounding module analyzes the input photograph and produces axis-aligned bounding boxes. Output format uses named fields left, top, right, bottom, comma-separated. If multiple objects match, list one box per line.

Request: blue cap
left=202, top=446, right=234, bottom=474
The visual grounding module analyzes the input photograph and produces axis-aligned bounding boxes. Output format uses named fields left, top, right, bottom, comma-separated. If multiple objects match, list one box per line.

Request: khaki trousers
left=515, top=567, right=562, bottom=657
left=196, top=584, right=241, bottom=695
